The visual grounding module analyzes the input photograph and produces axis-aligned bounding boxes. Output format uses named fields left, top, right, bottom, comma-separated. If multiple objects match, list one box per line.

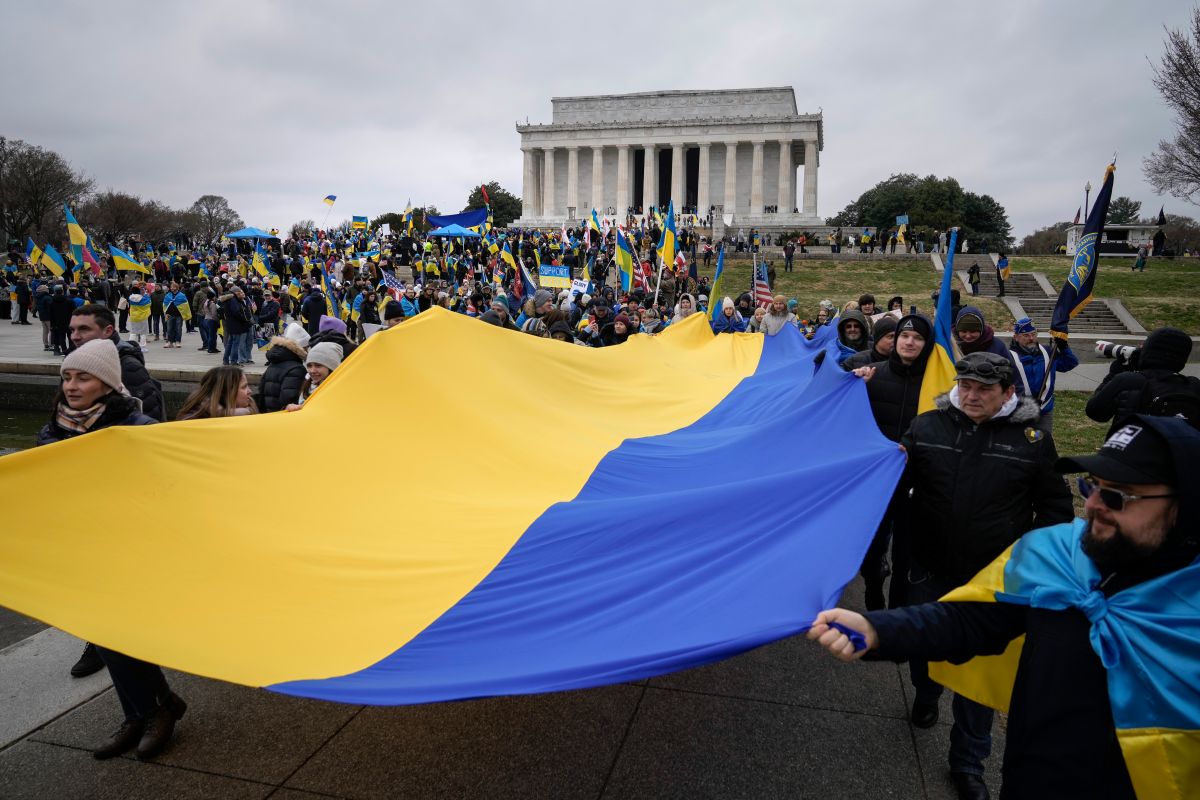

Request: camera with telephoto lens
left=1095, top=341, right=1139, bottom=362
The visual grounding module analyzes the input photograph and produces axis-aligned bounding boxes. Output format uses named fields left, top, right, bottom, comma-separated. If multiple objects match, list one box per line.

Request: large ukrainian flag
left=0, top=311, right=904, bottom=705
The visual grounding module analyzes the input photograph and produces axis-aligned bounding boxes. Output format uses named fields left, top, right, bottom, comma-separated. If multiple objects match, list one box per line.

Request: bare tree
left=188, top=194, right=243, bottom=245
left=80, top=191, right=148, bottom=242
left=1145, top=8, right=1200, bottom=205
left=0, top=138, right=93, bottom=240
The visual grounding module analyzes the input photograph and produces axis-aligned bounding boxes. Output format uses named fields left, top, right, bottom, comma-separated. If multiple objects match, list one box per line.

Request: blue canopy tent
left=425, top=208, right=488, bottom=230
left=226, top=227, right=280, bottom=239
left=427, top=224, right=482, bottom=238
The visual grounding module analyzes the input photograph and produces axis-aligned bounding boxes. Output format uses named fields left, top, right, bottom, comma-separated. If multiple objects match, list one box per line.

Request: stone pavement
left=0, top=579, right=1002, bottom=800
left=0, top=317, right=266, bottom=380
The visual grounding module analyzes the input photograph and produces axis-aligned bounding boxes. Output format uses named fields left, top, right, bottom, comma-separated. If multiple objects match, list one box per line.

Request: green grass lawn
left=701, top=256, right=1012, bottom=327
left=1049, top=391, right=1109, bottom=515
left=1008, top=257, right=1200, bottom=333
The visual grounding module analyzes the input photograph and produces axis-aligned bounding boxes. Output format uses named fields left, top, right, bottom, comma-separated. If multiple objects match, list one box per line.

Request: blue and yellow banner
left=918, top=228, right=960, bottom=413
left=0, top=311, right=903, bottom=705
left=1053, top=163, right=1114, bottom=342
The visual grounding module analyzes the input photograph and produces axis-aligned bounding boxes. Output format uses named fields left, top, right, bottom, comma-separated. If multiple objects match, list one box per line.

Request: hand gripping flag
left=0, top=311, right=903, bottom=706
left=917, top=229, right=961, bottom=414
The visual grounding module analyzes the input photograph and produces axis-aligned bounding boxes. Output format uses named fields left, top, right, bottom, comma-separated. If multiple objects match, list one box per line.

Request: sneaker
left=93, top=719, right=144, bottom=760
left=71, top=642, right=104, bottom=678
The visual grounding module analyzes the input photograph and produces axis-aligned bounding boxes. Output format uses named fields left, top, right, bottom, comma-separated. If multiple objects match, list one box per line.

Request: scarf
left=55, top=400, right=107, bottom=434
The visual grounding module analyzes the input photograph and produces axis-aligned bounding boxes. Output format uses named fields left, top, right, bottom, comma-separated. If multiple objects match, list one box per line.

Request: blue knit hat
left=1013, top=317, right=1037, bottom=335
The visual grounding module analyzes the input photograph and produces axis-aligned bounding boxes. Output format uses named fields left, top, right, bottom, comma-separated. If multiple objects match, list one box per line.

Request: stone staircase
left=1014, top=295, right=1132, bottom=336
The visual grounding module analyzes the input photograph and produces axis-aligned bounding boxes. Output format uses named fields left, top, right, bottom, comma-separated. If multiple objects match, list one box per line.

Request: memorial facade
left=514, top=87, right=823, bottom=229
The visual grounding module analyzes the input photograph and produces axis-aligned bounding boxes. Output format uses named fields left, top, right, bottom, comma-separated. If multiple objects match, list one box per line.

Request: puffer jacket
left=256, top=337, right=307, bottom=412
left=114, top=337, right=165, bottom=422
left=900, top=392, right=1074, bottom=584
left=1086, top=327, right=1200, bottom=434
left=37, top=392, right=157, bottom=445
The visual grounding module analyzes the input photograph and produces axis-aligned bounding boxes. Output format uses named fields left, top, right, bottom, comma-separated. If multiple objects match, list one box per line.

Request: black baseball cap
left=1056, top=421, right=1176, bottom=486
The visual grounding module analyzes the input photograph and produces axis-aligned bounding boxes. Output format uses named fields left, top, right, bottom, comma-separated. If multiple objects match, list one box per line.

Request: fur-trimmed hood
left=934, top=390, right=1042, bottom=425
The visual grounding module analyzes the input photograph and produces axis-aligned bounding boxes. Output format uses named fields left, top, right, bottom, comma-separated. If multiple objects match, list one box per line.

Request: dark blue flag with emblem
left=1051, top=162, right=1114, bottom=343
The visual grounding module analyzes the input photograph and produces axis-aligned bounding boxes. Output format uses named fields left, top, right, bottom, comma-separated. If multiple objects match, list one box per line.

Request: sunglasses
left=1076, top=476, right=1175, bottom=512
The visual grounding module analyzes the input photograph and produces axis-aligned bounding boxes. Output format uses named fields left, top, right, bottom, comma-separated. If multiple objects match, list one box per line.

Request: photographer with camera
left=1086, top=326, right=1200, bottom=434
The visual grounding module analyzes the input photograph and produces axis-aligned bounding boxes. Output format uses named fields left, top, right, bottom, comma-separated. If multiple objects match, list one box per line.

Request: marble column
left=521, top=148, right=536, bottom=217
left=697, top=143, right=711, bottom=217
left=591, top=146, right=604, bottom=211
left=566, top=146, right=580, bottom=218
left=643, top=144, right=657, bottom=212
left=723, top=141, right=738, bottom=215
left=750, top=140, right=765, bottom=213
left=803, top=138, right=819, bottom=216
left=542, top=147, right=556, bottom=218
left=777, top=140, right=793, bottom=213
left=616, top=145, right=630, bottom=214
left=670, top=144, right=684, bottom=211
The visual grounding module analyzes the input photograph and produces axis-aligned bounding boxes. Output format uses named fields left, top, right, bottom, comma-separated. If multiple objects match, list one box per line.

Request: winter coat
left=863, top=351, right=932, bottom=442
left=105, top=333, right=166, bottom=422
left=36, top=392, right=157, bottom=446
left=219, top=293, right=253, bottom=335
left=48, top=295, right=74, bottom=329
left=1086, top=327, right=1200, bottom=433
left=900, top=392, right=1073, bottom=585
left=758, top=310, right=798, bottom=336
left=36, top=288, right=53, bottom=319
left=300, top=292, right=327, bottom=335
left=842, top=346, right=889, bottom=371
left=1008, top=342, right=1079, bottom=413
left=256, top=337, right=308, bottom=412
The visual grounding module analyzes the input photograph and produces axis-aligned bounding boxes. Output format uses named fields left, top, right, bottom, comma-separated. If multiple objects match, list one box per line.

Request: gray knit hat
left=61, top=339, right=123, bottom=392
left=533, top=289, right=553, bottom=308
left=305, top=341, right=343, bottom=373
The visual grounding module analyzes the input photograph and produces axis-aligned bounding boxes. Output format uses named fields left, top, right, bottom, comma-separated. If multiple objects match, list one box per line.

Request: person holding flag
left=809, top=415, right=1200, bottom=800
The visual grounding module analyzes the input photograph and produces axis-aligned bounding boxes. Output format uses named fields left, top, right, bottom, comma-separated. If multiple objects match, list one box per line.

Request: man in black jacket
left=809, top=414, right=1198, bottom=800
left=867, top=352, right=1072, bottom=798
left=1086, top=326, right=1200, bottom=434
left=851, top=313, right=933, bottom=609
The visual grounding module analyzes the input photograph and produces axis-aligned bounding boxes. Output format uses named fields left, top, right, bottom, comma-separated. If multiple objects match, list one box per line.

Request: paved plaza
left=0, top=579, right=1001, bottom=800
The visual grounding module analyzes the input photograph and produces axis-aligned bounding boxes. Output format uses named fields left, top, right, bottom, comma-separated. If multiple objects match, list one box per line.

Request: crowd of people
left=4, top=222, right=1199, bottom=800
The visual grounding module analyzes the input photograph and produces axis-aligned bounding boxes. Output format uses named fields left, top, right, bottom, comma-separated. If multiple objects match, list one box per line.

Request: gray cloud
left=7, top=0, right=1196, bottom=238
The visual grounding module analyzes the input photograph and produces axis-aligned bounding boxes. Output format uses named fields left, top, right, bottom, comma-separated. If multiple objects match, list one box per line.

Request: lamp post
left=1084, top=181, right=1092, bottom=219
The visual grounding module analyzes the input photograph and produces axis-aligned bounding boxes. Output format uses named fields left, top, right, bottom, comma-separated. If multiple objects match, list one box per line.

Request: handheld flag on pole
left=657, top=200, right=676, bottom=272
left=24, top=238, right=43, bottom=269
left=1156, top=206, right=1167, bottom=227
left=500, top=241, right=518, bottom=273
left=917, top=229, right=961, bottom=414
left=64, top=204, right=88, bottom=273
left=589, top=209, right=603, bottom=235
left=708, top=245, right=727, bottom=323
left=1072, top=207, right=1081, bottom=226
left=404, top=200, right=413, bottom=234
left=480, top=184, right=490, bottom=205
left=323, top=195, right=337, bottom=207
left=41, top=243, right=67, bottom=278
left=1051, top=163, right=1114, bottom=344
left=109, top=245, right=151, bottom=275
left=615, top=228, right=635, bottom=291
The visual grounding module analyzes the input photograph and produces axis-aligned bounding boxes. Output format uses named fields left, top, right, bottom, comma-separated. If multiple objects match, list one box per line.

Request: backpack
left=1138, top=374, right=1200, bottom=430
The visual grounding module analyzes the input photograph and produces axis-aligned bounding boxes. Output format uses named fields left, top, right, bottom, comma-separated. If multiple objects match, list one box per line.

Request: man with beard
left=809, top=414, right=1199, bottom=800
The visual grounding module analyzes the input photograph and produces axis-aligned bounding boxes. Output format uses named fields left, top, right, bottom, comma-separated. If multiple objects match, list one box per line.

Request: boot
left=93, top=719, right=144, bottom=760
left=135, top=693, right=186, bottom=761
left=951, top=772, right=990, bottom=800
left=70, top=642, right=104, bottom=678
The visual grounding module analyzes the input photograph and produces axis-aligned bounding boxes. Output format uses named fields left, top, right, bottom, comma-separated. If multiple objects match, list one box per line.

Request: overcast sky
left=7, top=0, right=1196, bottom=238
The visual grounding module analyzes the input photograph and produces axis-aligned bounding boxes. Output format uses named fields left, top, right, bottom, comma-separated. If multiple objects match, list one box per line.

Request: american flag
left=753, top=258, right=773, bottom=307
left=635, top=259, right=650, bottom=293
left=381, top=269, right=405, bottom=301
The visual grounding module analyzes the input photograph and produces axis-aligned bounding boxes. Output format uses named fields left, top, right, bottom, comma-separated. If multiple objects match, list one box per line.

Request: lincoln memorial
left=514, top=87, right=823, bottom=229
